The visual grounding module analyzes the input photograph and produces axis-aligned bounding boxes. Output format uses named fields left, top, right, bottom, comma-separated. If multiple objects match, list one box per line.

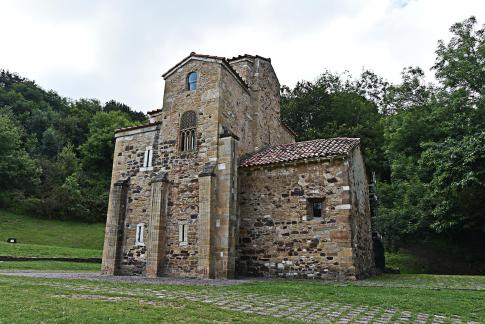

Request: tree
left=80, top=111, right=135, bottom=175
left=281, top=71, right=387, bottom=179
left=377, top=17, right=485, bottom=252
left=0, top=114, right=39, bottom=205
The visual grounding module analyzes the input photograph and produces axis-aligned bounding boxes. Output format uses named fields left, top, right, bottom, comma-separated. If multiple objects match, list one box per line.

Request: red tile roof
left=240, top=138, right=360, bottom=167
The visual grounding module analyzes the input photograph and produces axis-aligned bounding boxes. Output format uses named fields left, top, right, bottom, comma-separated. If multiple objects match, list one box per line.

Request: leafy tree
left=104, top=100, right=147, bottom=123
left=0, top=114, right=39, bottom=205
left=377, top=17, right=485, bottom=254
left=41, top=127, right=62, bottom=157
left=281, top=71, right=387, bottom=178
left=0, top=69, right=141, bottom=222
left=80, top=111, right=134, bottom=175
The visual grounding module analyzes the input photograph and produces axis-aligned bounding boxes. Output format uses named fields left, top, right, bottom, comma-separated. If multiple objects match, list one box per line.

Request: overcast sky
left=1, top=0, right=483, bottom=112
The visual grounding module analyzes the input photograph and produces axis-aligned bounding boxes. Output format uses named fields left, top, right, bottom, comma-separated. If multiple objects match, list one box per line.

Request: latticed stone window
left=180, top=111, right=197, bottom=152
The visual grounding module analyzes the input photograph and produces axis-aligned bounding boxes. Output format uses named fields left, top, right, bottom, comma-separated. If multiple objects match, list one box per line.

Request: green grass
left=0, top=261, right=101, bottom=271
left=385, top=251, right=429, bottom=274
left=0, top=274, right=483, bottom=323
left=0, top=209, right=104, bottom=271
left=222, top=278, right=484, bottom=321
left=0, top=277, right=280, bottom=323
left=0, top=209, right=105, bottom=250
left=0, top=242, right=101, bottom=258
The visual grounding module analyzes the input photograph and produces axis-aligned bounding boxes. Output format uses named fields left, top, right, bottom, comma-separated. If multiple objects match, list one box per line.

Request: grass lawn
left=0, top=274, right=483, bottom=323
left=0, top=261, right=101, bottom=271
left=0, top=209, right=105, bottom=250
left=0, top=276, right=279, bottom=323
left=0, top=242, right=102, bottom=258
left=0, top=210, right=104, bottom=271
left=385, top=251, right=430, bottom=274
left=0, top=209, right=104, bottom=271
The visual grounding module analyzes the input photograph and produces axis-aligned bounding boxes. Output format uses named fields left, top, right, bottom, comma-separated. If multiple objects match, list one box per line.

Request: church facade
left=101, top=53, right=375, bottom=280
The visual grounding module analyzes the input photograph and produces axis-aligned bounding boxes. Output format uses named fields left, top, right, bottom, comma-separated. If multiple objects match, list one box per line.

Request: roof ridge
left=162, top=52, right=249, bottom=89
left=240, top=137, right=360, bottom=168
left=115, top=122, right=161, bottom=134
left=228, top=54, right=271, bottom=62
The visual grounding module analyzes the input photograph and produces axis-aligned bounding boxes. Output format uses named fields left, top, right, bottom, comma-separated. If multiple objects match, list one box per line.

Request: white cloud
left=0, top=0, right=484, bottom=112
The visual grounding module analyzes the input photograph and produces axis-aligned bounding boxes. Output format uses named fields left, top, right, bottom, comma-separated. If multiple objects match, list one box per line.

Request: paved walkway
left=0, top=271, right=480, bottom=324
left=0, top=270, right=249, bottom=285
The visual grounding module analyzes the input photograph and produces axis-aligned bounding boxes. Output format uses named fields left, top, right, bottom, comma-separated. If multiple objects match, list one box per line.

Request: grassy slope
left=0, top=261, right=100, bottom=271
left=0, top=210, right=104, bottom=270
left=0, top=210, right=104, bottom=250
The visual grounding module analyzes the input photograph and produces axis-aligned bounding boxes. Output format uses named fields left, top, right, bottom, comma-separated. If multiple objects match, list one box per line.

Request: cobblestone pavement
left=0, top=272, right=480, bottom=324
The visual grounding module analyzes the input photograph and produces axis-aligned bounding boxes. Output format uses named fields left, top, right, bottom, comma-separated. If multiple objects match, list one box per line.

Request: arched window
left=187, top=72, right=197, bottom=91
left=180, top=111, right=197, bottom=151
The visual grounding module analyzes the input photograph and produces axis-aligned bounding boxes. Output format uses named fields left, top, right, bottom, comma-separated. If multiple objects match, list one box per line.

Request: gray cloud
left=0, top=0, right=483, bottom=112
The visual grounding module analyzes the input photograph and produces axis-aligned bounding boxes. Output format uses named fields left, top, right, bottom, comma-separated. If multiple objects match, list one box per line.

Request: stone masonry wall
left=237, top=158, right=358, bottom=280
left=106, top=59, right=225, bottom=277
left=108, top=126, right=158, bottom=275
left=348, top=147, right=375, bottom=278
left=229, top=58, right=295, bottom=150
left=218, top=65, right=252, bottom=156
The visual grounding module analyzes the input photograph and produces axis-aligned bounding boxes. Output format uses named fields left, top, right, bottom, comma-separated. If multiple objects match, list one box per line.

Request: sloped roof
left=115, top=122, right=161, bottom=134
left=147, top=108, right=163, bottom=115
left=161, top=52, right=249, bottom=89
left=228, top=54, right=271, bottom=62
left=240, top=138, right=360, bottom=167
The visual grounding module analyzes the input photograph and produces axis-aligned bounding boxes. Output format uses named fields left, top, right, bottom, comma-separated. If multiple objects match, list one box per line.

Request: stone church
left=101, top=52, right=375, bottom=280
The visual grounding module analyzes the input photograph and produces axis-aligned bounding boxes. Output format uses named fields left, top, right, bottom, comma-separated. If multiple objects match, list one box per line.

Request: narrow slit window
left=141, top=146, right=153, bottom=170
left=179, top=224, right=188, bottom=244
left=179, top=111, right=197, bottom=152
left=135, top=223, right=144, bottom=245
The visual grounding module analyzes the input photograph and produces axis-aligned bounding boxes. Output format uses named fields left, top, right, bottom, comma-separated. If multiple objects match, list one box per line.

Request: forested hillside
left=282, top=17, right=485, bottom=264
left=0, top=72, right=146, bottom=222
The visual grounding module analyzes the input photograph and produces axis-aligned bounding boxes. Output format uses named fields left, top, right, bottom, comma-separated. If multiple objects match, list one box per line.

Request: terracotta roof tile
left=240, top=138, right=360, bottom=167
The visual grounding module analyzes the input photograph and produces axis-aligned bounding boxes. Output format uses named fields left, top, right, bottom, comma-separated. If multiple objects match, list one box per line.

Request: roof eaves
left=240, top=154, right=349, bottom=169
left=228, top=54, right=271, bottom=62
left=115, top=122, right=161, bottom=134
left=147, top=108, right=163, bottom=115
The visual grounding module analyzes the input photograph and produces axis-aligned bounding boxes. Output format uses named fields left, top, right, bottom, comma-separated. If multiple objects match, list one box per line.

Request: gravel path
left=0, top=270, right=253, bottom=285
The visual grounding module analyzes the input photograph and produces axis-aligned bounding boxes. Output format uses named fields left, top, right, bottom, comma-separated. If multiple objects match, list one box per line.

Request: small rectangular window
left=307, top=198, right=324, bottom=219
left=135, top=223, right=144, bottom=245
left=179, top=224, right=188, bottom=244
left=141, top=146, right=153, bottom=171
